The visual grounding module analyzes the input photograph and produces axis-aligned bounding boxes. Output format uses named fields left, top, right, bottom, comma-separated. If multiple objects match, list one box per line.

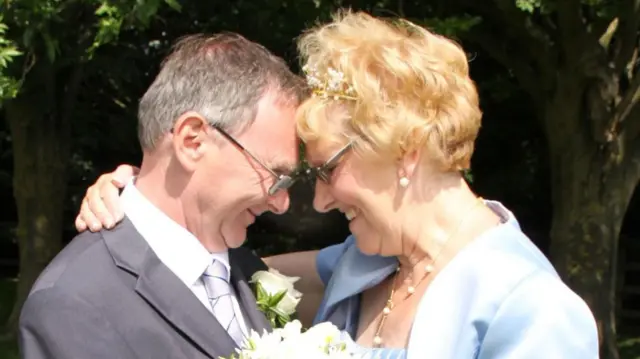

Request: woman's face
left=305, top=140, right=403, bottom=256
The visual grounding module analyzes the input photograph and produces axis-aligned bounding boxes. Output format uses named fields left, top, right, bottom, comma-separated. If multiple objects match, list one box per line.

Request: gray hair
left=137, top=33, right=308, bottom=150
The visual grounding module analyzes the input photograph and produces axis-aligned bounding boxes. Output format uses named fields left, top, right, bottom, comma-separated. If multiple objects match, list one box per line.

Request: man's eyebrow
left=270, top=162, right=299, bottom=175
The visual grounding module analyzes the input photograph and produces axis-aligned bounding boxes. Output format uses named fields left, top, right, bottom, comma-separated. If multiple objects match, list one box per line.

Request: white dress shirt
left=120, top=181, right=249, bottom=336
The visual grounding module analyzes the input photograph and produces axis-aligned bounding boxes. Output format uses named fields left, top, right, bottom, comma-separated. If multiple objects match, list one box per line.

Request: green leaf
left=22, top=28, right=35, bottom=48
left=0, top=76, right=22, bottom=104
left=515, top=0, right=542, bottom=13
left=0, top=16, right=22, bottom=102
left=266, top=311, right=277, bottom=327
left=275, top=312, right=290, bottom=327
left=267, top=289, right=287, bottom=307
left=463, top=169, right=473, bottom=183
left=256, top=282, right=268, bottom=301
left=42, top=33, right=58, bottom=62
left=164, top=0, right=182, bottom=12
left=2, top=48, right=21, bottom=58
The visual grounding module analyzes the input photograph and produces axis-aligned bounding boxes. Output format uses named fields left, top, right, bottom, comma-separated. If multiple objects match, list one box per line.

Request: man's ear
left=171, top=111, right=212, bottom=172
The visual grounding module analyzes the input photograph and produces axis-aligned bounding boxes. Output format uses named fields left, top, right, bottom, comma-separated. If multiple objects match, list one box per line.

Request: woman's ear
left=399, top=150, right=420, bottom=181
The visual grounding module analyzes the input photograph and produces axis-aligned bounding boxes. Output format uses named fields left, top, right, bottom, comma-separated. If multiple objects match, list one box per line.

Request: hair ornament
left=302, top=64, right=358, bottom=101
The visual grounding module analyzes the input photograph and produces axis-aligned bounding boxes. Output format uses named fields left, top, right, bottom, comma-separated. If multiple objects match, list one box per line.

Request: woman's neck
left=394, top=176, right=497, bottom=280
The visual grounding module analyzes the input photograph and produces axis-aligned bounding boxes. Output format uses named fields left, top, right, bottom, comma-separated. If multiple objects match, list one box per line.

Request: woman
left=75, top=11, right=598, bottom=358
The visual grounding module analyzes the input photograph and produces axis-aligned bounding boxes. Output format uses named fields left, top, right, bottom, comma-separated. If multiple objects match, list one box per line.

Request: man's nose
left=267, top=189, right=291, bottom=214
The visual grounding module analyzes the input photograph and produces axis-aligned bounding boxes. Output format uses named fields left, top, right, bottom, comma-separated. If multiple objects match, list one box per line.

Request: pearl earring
left=399, top=176, right=410, bottom=188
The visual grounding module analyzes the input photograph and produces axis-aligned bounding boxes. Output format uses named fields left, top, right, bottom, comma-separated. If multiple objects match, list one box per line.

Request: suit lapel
left=135, top=252, right=237, bottom=358
left=103, top=219, right=237, bottom=359
left=229, top=252, right=271, bottom=335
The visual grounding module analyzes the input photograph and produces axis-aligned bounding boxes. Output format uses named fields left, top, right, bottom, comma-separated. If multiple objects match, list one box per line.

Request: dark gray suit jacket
left=19, top=218, right=271, bottom=359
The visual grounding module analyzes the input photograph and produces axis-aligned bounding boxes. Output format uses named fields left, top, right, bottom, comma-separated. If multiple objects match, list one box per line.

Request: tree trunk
left=2, top=93, right=71, bottom=337
left=545, top=91, right=640, bottom=359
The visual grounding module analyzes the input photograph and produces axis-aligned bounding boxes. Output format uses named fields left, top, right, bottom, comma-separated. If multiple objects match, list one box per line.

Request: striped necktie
left=202, top=259, right=244, bottom=345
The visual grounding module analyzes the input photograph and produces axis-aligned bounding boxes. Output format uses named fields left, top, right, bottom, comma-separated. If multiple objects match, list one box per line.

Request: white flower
left=280, top=319, right=303, bottom=339
left=252, top=269, right=303, bottom=315
left=232, top=320, right=353, bottom=359
left=303, top=321, right=342, bottom=341
left=239, top=329, right=281, bottom=358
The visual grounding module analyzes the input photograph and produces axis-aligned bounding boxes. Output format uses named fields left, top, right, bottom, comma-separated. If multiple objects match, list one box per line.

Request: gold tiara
left=302, top=65, right=357, bottom=101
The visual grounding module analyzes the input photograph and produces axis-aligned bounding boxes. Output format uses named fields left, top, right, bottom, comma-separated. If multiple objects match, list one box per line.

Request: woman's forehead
left=304, top=141, right=345, bottom=165
left=304, top=142, right=329, bottom=165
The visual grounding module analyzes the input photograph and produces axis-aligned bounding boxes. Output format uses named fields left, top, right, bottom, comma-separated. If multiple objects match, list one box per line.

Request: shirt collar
left=120, top=179, right=230, bottom=287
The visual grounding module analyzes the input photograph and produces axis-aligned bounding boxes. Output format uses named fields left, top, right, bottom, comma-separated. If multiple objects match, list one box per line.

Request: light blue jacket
left=314, top=201, right=599, bottom=359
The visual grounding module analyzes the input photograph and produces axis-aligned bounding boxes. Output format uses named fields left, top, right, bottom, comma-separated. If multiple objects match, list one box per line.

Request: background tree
left=0, top=0, right=179, bottom=337
left=448, top=1, right=640, bottom=358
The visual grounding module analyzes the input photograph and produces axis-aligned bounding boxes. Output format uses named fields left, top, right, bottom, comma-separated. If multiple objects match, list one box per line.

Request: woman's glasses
left=305, top=142, right=353, bottom=184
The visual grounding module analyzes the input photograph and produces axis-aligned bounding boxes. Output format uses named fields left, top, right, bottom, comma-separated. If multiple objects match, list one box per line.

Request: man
left=19, top=33, right=306, bottom=359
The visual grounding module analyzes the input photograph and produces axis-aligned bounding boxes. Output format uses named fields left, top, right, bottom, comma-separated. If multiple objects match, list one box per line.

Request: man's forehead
left=269, top=140, right=300, bottom=171
left=247, top=132, right=299, bottom=172
left=239, top=92, right=299, bottom=170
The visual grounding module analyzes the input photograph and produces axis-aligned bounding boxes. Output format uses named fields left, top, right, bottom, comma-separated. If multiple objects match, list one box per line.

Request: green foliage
left=419, top=15, right=482, bottom=38
left=463, top=169, right=474, bottom=183
left=0, top=17, right=21, bottom=103
left=515, top=0, right=543, bottom=13
left=0, top=0, right=180, bottom=100
left=514, top=0, right=616, bottom=16
left=90, top=0, right=181, bottom=56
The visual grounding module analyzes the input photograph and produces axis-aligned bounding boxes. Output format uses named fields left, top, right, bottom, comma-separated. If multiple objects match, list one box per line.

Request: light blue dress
left=313, top=201, right=599, bottom=359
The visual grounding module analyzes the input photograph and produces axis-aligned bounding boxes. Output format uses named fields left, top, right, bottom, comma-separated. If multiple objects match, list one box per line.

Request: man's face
left=195, top=91, right=299, bottom=248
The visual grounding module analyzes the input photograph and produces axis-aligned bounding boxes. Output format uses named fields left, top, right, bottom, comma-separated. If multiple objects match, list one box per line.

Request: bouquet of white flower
left=224, top=320, right=354, bottom=359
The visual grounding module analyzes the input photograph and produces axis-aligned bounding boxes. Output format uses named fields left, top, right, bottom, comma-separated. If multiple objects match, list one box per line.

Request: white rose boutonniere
left=251, top=269, right=303, bottom=328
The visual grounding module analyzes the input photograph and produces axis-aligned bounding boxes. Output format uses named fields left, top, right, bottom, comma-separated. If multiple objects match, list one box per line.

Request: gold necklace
left=371, top=197, right=485, bottom=348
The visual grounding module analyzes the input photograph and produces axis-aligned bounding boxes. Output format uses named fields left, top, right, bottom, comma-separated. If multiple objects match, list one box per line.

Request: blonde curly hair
left=296, top=11, right=482, bottom=172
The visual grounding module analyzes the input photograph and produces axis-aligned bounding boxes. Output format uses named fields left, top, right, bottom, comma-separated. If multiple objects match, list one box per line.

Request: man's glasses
left=171, top=123, right=297, bottom=195
left=306, top=142, right=353, bottom=184
left=212, top=125, right=297, bottom=196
